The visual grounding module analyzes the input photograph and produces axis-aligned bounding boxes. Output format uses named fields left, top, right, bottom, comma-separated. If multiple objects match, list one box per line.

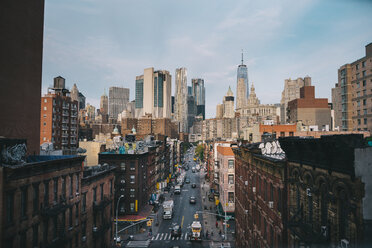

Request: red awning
left=115, top=204, right=153, bottom=222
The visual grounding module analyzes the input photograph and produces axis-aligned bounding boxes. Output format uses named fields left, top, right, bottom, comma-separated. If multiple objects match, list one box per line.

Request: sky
left=42, top=0, right=372, bottom=119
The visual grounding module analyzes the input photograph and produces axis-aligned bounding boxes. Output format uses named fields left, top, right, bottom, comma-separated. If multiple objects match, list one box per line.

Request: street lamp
left=115, top=195, right=124, bottom=243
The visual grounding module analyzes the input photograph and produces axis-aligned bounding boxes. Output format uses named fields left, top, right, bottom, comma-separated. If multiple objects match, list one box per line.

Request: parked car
left=189, top=196, right=196, bottom=204
left=171, top=225, right=182, bottom=237
left=185, top=178, right=190, bottom=184
left=192, top=183, right=197, bottom=188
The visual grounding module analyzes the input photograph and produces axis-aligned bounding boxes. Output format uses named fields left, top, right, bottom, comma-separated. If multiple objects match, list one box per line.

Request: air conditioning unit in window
left=252, top=187, right=256, bottom=193
left=93, top=226, right=98, bottom=232
left=82, top=236, right=87, bottom=242
left=269, top=201, right=274, bottom=208
left=340, top=239, right=349, bottom=248
left=245, top=181, right=248, bottom=186
left=321, top=226, right=327, bottom=237
left=306, top=188, right=312, bottom=197
left=245, top=210, right=249, bottom=214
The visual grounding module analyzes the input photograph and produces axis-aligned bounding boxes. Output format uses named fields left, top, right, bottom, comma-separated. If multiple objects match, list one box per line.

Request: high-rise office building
left=135, top=68, right=172, bottom=119
left=109, top=86, right=129, bottom=120
left=100, top=90, right=108, bottom=115
left=332, top=43, right=372, bottom=132
left=223, top=86, right=235, bottom=118
left=0, top=0, right=45, bottom=155
left=280, top=76, right=311, bottom=123
left=40, top=76, right=79, bottom=152
left=78, top=92, right=86, bottom=110
left=187, top=87, right=197, bottom=132
left=236, top=52, right=248, bottom=110
left=175, top=67, right=188, bottom=132
left=192, top=78, right=206, bottom=119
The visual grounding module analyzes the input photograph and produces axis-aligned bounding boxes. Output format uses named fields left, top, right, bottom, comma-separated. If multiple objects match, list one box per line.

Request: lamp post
left=115, top=195, right=124, bottom=243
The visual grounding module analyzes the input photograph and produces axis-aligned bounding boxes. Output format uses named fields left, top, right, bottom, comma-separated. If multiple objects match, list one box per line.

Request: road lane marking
left=155, top=233, right=159, bottom=240
left=185, top=233, right=188, bottom=240
left=160, top=233, right=164, bottom=240
left=172, top=237, right=175, bottom=240
left=164, top=233, right=168, bottom=240
left=181, top=215, right=184, bottom=228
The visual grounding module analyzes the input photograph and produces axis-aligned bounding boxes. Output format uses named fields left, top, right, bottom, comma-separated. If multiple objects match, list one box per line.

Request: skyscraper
left=223, top=86, right=235, bottom=118
left=236, top=51, right=248, bottom=110
left=280, top=76, right=311, bottom=123
left=187, top=86, right=197, bottom=132
left=192, top=78, right=206, bottom=119
left=100, top=90, right=108, bottom=115
left=109, top=86, right=129, bottom=120
left=175, top=68, right=188, bottom=132
left=135, top=67, right=172, bottom=119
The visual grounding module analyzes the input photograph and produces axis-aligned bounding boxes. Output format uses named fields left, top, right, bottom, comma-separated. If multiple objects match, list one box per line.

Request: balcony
left=62, top=104, right=69, bottom=110
left=62, top=139, right=68, bottom=145
left=62, top=125, right=68, bottom=131
left=62, top=133, right=68, bottom=138
left=62, top=118, right=69, bottom=124
left=70, top=126, right=76, bottom=131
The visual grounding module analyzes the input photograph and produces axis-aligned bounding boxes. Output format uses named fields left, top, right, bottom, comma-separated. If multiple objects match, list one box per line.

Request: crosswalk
left=151, top=232, right=189, bottom=241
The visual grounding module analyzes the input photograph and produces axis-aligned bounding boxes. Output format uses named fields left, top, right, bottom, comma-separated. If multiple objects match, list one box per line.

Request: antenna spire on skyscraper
left=241, top=49, right=244, bottom=65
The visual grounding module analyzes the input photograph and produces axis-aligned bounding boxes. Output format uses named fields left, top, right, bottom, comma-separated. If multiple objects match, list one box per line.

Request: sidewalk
left=200, top=171, right=224, bottom=242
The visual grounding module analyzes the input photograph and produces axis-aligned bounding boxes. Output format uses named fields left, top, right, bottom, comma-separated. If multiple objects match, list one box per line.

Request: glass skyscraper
left=191, top=78, right=205, bottom=119
left=237, top=58, right=249, bottom=98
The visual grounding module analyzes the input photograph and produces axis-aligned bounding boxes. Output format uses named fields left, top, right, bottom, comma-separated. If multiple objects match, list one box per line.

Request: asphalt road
left=149, top=147, right=208, bottom=248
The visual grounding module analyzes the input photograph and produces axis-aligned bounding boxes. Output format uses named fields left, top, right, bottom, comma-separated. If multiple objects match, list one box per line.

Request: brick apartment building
left=40, top=76, right=79, bottom=153
left=0, top=138, right=85, bottom=248
left=287, top=85, right=331, bottom=129
left=81, top=164, right=115, bottom=248
left=280, top=135, right=371, bottom=247
left=333, top=43, right=372, bottom=132
left=233, top=141, right=287, bottom=248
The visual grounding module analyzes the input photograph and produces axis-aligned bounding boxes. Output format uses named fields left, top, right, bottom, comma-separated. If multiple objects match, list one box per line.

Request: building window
left=357, top=110, right=360, bottom=116
left=33, top=184, right=39, bottom=213
left=357, top=100, right=361, bottom=107
left=21, top=187, right=28, bottom=219
left=76, top=173, right=79, bottom=194
left=43, top=219, right=48, bottom=244
left=62, top=176, right=66, bottom=198
left=228, top=175, right=234, bottom=184
left=120, top=162, right=126, bottom=171
left=289, top=132, right=294, bottom=136
left=100, top=183, right=104, bottom=200
left=44, top=106, right=47, bottom=111
left=130, top=161, right=135, bottom=170
left=6, top=191, right=14, bottom=225
left=363, top=80, right=366, bottom=86
left=363, top=99, right=366, bottom=106
left=82, top=193, right=86, bottom=213
left=280, top=132, right=285, bottom=137
left=53, top=178, right=58, bottom=203
left=228, top=160, right=234, bottom=169
left=130, top=203, right=135, bottom=212
left=110, top=179, right=113, bottom=196
left=362, top=70, right=366, bottom=77
left=356, top=64, right=359, bottom=70
left=130, top=175, right=135, bottom=184
left=130, top=188, right=135, bottom=198
left=363, top=89, right=367, bottom=96
left=357, top=81, right=360, bottom=88
left=270, top=183, right=274, bottom=201
left=364, top=118, right=367, bottom=125
left=70, top=174, right=73, bottom=198
left=75, top=203, right=79, bottom=226
left=228, top=192, right=234, bottom=203
left=93, top=187, right=97, bottom=203
left=33, top=224, right=39, bottom=247
left=44, top=180, right=49, bottom=207
left=69, top=207, right=73, bottom=228
left=364, top=109, right=367, bottom=115
left=264, top=181, right=267, bottom=201
left=82, top=221, right=86, bottom=238
left=20, top=231, right=27, bottom=248
left=53, top=216, right=58, bottom=239
left=357, top=91, right=360, bottom=97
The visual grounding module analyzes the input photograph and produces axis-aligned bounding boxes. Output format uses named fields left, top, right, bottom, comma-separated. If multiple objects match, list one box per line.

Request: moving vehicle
left=185, top=178, right=190, bottom=184
left=190, top=221, right=202, bottom=241
left=189, top=196, right=196, bottom=204
left=174, top=185, right=181, bottom=194
left=163, top=200, right=174, bottom=219
left=171, top=225, right=182, bottom=237
left=192, top=183, right=196, bottom=188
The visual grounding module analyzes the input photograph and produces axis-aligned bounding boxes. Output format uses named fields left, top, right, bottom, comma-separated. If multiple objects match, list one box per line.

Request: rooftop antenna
left=241, top=49, right=244, bottom=65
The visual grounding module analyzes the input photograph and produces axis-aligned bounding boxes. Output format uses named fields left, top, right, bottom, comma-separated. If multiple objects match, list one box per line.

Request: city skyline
left=42, top=0, right=372, bottom=118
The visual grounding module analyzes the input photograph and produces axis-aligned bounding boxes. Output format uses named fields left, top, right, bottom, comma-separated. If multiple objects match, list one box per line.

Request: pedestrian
left=219, top=229, right=222, bottom=236
left=216, top=221, right=218, bottom=228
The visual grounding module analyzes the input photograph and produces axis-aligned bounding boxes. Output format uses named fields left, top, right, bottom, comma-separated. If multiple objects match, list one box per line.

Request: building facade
left=287, top=85, right=331, bottom=129
left=135, top=68, right=172, bottom=119
left=191, top=78, right=206, bottom=119
left=280, top=77, right=311, bottom=124
left=109, top=87, right=129, bottom=121
left=233, top=141, right=287, bottom=248
left=40, top=77, right=79, bottom=153
left=174, top=67, right=188, bottom=132
left=0, top=0, right=44, bottom=155
left=100, top=91, right=108, bottom=116
left=332, top=43, right=372, bottom=132
left=223, top=87, right=235, bottom=118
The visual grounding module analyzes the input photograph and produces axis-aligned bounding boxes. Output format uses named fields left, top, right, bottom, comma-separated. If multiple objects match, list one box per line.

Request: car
left=192, top=183, right=196, bottom=188
left=185, top=178, right=190, bottom=184
left=189, top=196, right=196, bottom=204
left=171, top=225, right=182, bottom=237
left=192, top=169, right=195, bottom=173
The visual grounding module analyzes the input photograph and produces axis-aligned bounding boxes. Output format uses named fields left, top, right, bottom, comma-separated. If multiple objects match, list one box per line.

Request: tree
left=195, top=144, right=204, bottom=161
